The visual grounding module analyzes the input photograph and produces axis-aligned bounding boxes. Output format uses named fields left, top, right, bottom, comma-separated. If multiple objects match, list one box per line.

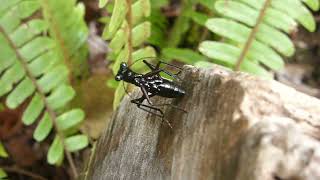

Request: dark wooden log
left=84, top=65, right=320, bottom=180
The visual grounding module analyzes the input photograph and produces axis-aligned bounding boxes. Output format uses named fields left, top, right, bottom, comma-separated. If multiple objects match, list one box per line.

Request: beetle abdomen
left=158, top=81, right=185, bottom=98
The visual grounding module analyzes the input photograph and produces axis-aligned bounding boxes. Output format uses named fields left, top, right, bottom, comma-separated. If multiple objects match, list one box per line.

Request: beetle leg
left=157, top=61, right=183, bottom=70
left=140, top=85, right=154, bottom=105
left=131, top=99, right=173, bottom=128
left=153, top=103, right=187, bottom=113
left=143, top=60, right=182, bottom=81
left=143, top=69, right=162, bottom=77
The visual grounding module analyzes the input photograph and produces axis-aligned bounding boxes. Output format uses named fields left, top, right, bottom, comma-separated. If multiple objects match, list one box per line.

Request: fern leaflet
left=101, top=0, right=156, bottom=109
left=0, top=0, right=89, bottom=174
left=198, top=0, right=319, bottom=76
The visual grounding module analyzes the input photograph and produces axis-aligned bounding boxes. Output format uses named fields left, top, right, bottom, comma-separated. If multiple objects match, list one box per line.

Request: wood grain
left=85, top=65, right=320, bottom=180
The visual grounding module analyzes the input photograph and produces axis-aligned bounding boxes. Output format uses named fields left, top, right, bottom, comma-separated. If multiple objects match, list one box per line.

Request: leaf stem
left=126, top=0, right=133, bottom=65
left=0, top=166, right=48, bottom=180
left=166, top=0, right=191, bottom=48
left=0, top=26, right=78, bottom=179
left=82, top=141, right=97, bottom=180
left=234, top=0, right=272, bottom=71
left=41, top=0, right=73, bottom=79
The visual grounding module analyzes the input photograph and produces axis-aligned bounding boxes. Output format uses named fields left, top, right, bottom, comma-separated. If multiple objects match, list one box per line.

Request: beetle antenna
left=122, top=81, right=134, bottom=100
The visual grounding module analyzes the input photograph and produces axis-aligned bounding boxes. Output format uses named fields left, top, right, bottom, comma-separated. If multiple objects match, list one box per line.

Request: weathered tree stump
left=85, top=65, right=320, bottom=180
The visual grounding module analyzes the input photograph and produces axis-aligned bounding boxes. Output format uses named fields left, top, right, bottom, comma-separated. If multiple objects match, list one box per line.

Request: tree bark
left=84, top=65, right=320, bottom=180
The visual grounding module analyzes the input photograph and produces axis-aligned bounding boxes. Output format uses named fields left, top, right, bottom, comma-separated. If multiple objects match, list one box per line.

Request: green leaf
left=113, top=82, right=126, bottom=109
left=206, top=18, right=248, bottom=44
left=132, top=21, right=151, bottom=47
left=239, top=0, right=316, bottom=32
left=47, top=135, right=64, bottom=165
left=33, top=113, right=53, bottom=142
left=150, top=0, right=168, bottom=8
left=132, top=0, right=151, bottom=25
left=205, top=0, right=317, bottom=77
left=6, top=77, right=35, bottom=109
left=47, top=84, right=75, bottom=110
left=37, top=65, right=68, bottom=93
left=240, top=60, right=271, bottom=77
left=132, top=46, right=156, bottom=61
left=0, top=9, right=21, bottom=32
left=205, top=18, right=284, bottom=64
left=0, top=142, right=8, bottom=158
left=10, top=19, right=48, bottom=47
left=131, top=46, right=157, bottom=72
left=199, top=0, right=215, bottom=11
left=0, top=168, right=7, bottom=179
left=65, top=134, right=89, bottom=152
left=109, top=28, right=127, bottom=54
left=302, top=0, right=320, bottom=11
left=0, top=0, right=88, bottom=167
left=112, top=45, right=129, bottom=75
left=194, top=61, right=215, bottom=69
left=29, top=51, right=60, bottom=77
left=264, top=8, right=297, bottom=33
left=215, top=1, right=257, bottom=27
left=206, top=18, right=294, bottom=57
left=0, top=62, right=25, bottom=97
left=16, top=0, right=41, bottom=18
left=19, top=37, right=55, bottom=62
left=199, top=41, right=284, bottom=70
left=0, top=43, right=15, bottom=74
left=257, top=23, right=294, bottom=56
left=272, top=0, right=316, bottom=32
left=0, top=103, right=4, bottom=112
left=185, top=11, right=209, bottom=26
left=199, top=41, right=272, bottom=76
left=166, top=5, right=191, bottom=47
left=104, top=0, right=127, bottom=39
left=56, top=109, right=85, bottom=131
left=22, top=93, right=44, bottom=125
left=199, top=41, right=241, bottom=65
left=214, top=1, right=297, bottom=33
left=147, top=8, right=168, bottom=48
left=0, top=0, right=22, bottom=16
left=99, top=0, right=110, bottom=8
left=106, top=79, right=119, bottom=89
left=162, top=48, right=207, bottom=64
left=41, top=0, right=89, bottom=77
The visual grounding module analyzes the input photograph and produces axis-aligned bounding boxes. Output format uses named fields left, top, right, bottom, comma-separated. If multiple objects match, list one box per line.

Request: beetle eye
left=120, top=62, right=127, bottom=69
left=115, top=75, right=122, bottom=81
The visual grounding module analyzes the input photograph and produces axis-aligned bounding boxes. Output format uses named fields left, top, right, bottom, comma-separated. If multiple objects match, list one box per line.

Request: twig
left=126, top=0, right=133, bottom=65
left=0, top=166, right=48, bottom=180
left=83, top=142, right=97, bottom=180
left=234, top=0, right=272, bottom=70
left=66, top=151, right=78, bottom=179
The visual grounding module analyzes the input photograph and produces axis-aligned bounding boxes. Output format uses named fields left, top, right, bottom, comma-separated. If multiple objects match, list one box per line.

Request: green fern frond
left=41, top=0, right=89, bottom=76
left=147, top=8, right=168, bottom=48
left=0, top=168, right=7, bottom=179
left=198, top=0, right=319, bottom=76
left=199, top=0, right=216, bottom=11
left=101, top=0, right=156, bottom=109
left=162, top=48, right=208, bottom=64
left=0, top=142, right=8, bottom=158
left=0, top=0, right=88, bottom=167
left=99, top=0, right=110, bottom=8
left=0, top=142, right=8, bottom=178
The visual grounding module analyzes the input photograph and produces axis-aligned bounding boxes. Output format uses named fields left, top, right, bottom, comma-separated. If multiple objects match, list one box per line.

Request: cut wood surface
left=85, top=65, right=320, bottom=180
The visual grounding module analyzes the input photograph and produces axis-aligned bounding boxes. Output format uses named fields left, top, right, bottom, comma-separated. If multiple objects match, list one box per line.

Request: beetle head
left=115, top=62, right=128, bottom=81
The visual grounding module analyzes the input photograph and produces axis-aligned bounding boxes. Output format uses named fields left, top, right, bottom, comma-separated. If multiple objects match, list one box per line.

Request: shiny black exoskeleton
left=115, top=60, right=186, bottom=127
